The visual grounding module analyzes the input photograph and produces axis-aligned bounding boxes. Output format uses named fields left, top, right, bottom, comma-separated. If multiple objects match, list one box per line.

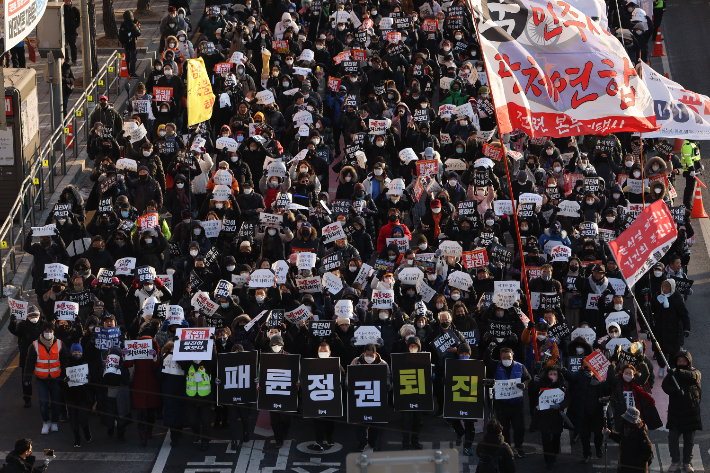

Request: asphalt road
left=0, top=3, right=708, bottom=473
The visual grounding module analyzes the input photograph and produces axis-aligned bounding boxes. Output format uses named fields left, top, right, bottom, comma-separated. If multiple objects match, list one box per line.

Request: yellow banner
left=186, top=58, right=215, bottom=127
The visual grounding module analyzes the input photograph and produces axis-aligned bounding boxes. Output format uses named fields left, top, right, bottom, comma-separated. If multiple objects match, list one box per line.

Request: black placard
left=347, top=364, right=389, bottom=423
left=431, top=329, right=459, bottom=357
left=487, top=321, right=512, bottom=338
left=654, top=140, right=673, bottom=156
left=457, top=201, right=478, bottom=217
left=322, top=251, right=344, bottom=272
left=392, top=353, right=434, bottom=411
left=443, top=359, right=485, bottom=419
left=257, top=353, right=300, bottom=412
left=489, top=244, right=513, bottom=263
left=309, top=320, right=333, bottom=338
left=239, top=222, right=256, bottom=238
left=300, top=357, right=344, bottom=417
left=584, top=177, right=599, bottom=193
left=517, top=203, right=535, bottom=218
left=204, top=247, right=221, bottom=268
left=672, top=276, right=694, bottom=295
left=222, top=219, right=238, bottom=233
left=332, top=199, right=352, bottom=217
left=217, top=351, right=258, bottom=405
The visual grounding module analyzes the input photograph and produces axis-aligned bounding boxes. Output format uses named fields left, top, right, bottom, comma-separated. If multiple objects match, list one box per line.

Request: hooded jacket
left=662, top=350, right=702, bottom=432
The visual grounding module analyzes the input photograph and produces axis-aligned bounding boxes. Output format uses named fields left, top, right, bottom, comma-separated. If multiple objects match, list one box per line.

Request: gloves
left=112, top=277, right=120, bottom=285
left=549, top=403, right=560, bottom=410
left=516, top=383, right=525, bottom=390
left=533, top=361, right=543, bottom=371
left=508, top=332, right=518, bottom=343
left=23, top=380, right=31, bottom=387
left=691, top=171, right=696, bottom=177
left=132, top=278, right=140, bottom=289
left=376, top=337, right=384, bottom=347
left=527, top=321, right=535, bottom=330
left=27, top=228, right=33, bottom=236
left=685, top=330, right=690, bottom=338
left=488, top=342, right=497, bottom=349
left=121, top=348, right=129, bottom=356
left=91, top=279, right=99, bottom=287
left=149, top=349, right=157, bottom=356
left=154, top=278, right=164, bottom=289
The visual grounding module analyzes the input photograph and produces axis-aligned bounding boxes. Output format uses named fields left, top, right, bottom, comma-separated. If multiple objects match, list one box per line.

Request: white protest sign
left=162, top=354, right=185, bottom=375
left=116, top=158, right=138, bottom=172
left=439, top=240, right=463, bottom=257
left=354, top=263, right=373, bottom=287
left=285, top=304, right=312, bottom=324
left=322, top=221, right=347, bottom=244
left=557, top=200, right=581, bottom=217
left=296, top=252, right=317, bottom=270
left=539, top=388, right=566, bottom=410
left=399, top=267, right=424, bottom=285
left=386, top=237, right=409, bottom=253
left=399, top=148, right=418, bottom=164
left=142, top=295, right=157, bottom=315
left=438, top=104, right=455, bottom=119
left=173, top=327, right=215, bottom=361
left=605, top=337, right=632, bottom=352
left=334, top=299, right=353, bottom=319
left=272, top=260, right=290, bottom=285
left=293, top=110, right=314, bottom=126
left=9, top=298, right=28, bottom=320
left=54, top=301, right=79, bottom=321
left=67, top=364, right=89, bottom=387
left=299, top=49, right=315, bottom=62
left=212, top=184, right=231, bottom=201
left=608, top=278, right=627, bottom=296
left=353, top=326, right=381, bottom=346
left=267, top=160, right=288, bottom=178
left=492, top=292, right=516, bottom=309
left=571, top=327, right=597, bottom=345
left=322, top=272, right=344, bottom=295
left=448, top=271, right=473, bottom=291
left=249, top=269, right=275, bottom=288
left=124, top=339, right=154, bottom=360
left=32, top=225, right=56, bottom=236
left=298, top=124, right=310, bottom=137
left=453, top=102, right=475, bottom=119
left=167, top=305, right=185, bottom=325
left=292, top=66, right=311, bottom=77
left=202, top=219, right=223, bottom=238
left=493, top=200, right=514, bottom=216
left=216, top=136, right=239, bottom=151
left=445, top=158, right=467, bottom=171
left=494, top=281, right=520, bottom=294
left=368, top=118, right=390, bottom=135
left=256, top=90, right=275, bottom=105
left=372, top=289, right=394, bottom=309
left=115, top=257, right=136, bottom=276
left=495, top=378, right=523, bottom=399
left=550, top=245, right=572, bottom=262
left=605, top=311, right=631, bottom=326
left=388, top=178, right=405, bottom=195
left=416, top=278, right=437, bottom=303
left=519, top=193, right=543, bottom=209
left=213, top=170, right=232, bottom=186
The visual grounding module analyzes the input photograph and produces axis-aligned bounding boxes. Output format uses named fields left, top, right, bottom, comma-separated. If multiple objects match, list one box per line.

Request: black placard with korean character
left=203, top=247, right=221, bottom=268
left=222, top=219, right=238, bottom=234
left=342, top=61, right=359, bottom=73
left=584, top=177, right=600, bottom=193
left=392, top=353, right=433, bottom=411
left=347, top=364, right=389, bottom=423
left=672, top=277, right=694, bottom=295
left=217, top=351, right=258, bottom=405
left=257, top=353, right=300, bottom=412
left=301, top=357, right=343, bottom=417
left=517, top=203, right=535, bottom=218
left=431, top=329, right=460, bottom=357
left=487, top=321, right=512, bottom=338
left=322, top=251, right=343, bottom=272
left=239, top=222, right=256, bottom=238
left=310, top=320, right=334, bottom=338
left=548, top=322, right=570, bottom=343
left=489, top=244, right=513, bottom=263
left=443, top=359, right=484, bottom=419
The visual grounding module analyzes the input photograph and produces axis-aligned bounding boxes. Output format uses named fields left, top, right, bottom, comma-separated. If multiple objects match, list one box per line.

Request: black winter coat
left=662, top=350, right=702, bottom=432
left=608, top=425, right=654, bottom=473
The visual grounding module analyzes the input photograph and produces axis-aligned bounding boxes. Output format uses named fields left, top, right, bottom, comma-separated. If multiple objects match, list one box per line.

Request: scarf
left=432, top=212, right=441, bottom=239
left=176, top=187, right=189, bottom=207
left=588, top=275, right=609, bottom=294
left=623, top=380, right=656, bottom=420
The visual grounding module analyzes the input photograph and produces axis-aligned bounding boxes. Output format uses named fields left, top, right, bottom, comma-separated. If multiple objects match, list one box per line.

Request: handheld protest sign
left=214, top=279, right=234, bottom=299
left=443, top=359, right=485, bottom=419
left=391, top=353, right=434, bottom=411
left=301, top=357, right=344, bottom=417
left=9, top=298, right=28, bottom=320
left=55, top=301, right=79, bottom=321
left=347, top=364, right=389, bottom=423
left=173, top=328, right=215, bottom=361
left=257, top=353, right=300, bottom=412
left=217, top=351, right=258, bottom=405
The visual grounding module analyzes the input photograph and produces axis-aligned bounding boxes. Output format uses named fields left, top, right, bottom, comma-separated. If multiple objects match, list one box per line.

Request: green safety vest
left=681, top=142, right=700, bottom=171
left=654, top=0, right=664, bottom=8
left=186, top=364, right=211, bottom=397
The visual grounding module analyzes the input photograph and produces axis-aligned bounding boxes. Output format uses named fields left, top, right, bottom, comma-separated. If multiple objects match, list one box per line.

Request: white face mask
left=300, top=167, right=309, bottom=173
left=652, top=165, right=660, bottom=172
left=318, top=351, right=329, bottom=358
left=633, top=171, right=641, bottom=178
left=607, top=216, right=615, bottom=222
left=626, top=160, right=634, bottom=167
left=609, top=331, right=620, bottom=339
left=546, top=149, right=554, bottom=155
left=176, top=183, right=184, bottom=189
left=269, top=181, right=279, bottom=188
left=537, top=334, right=546, bottom=341
left=379, top=312, right=388, bottom=320
left=614, top=303, right=624, bottom=311
left=272, top=345, right=283, bottom=352
left=190, top=250, right=198, bottom=257
left=432, top=208, right=441, bottom=214
left=364, top=356, right=375, bottom=363
left=143, top=151, right=151, bottom=157
left=159, top=130, right=167, bottom=137
left=655, top=188, right=662, bottom=194
left=374, top=169, right=383, bottom=176
left=215, top=204, right=223, bottom=209
left=586, top=200, right=594, bottom=205
left=449, top=179, right=457, bottom=187
left=349, top=266, right=358, bottom=272
left=654, top=270, right=663, bottom=277
left=194, top=229, right=201, bottom=235
left=145, top=284, right=154, bottom=292
left=256, top=295, right=265, bottom=303
left=451, top=294, right=460, bottom=300
left=268, top=229, right=277, bottom=236
left=554, top=166, right=561, bottom=172
left=167, top=268, right=176, bottom=275
left=345, top=176, right=352, bottom=182
left=428, top=274, right=437, bottom=281
left=244, top=188, right=253, bottom=195
left=486, top=219, right=494, bottom=226
left=419, top=243, right=427, bottom=250
left=613, top=193, right=621, bottom=199
left=43, top=332, right=53, bottom=340
left=144, top=238, right=153, bottom=244
left=409, top=347, right=419, bottom=353
left=576, top=347, right=585, bottom=355
left=502, top=359, right=512, bottom=367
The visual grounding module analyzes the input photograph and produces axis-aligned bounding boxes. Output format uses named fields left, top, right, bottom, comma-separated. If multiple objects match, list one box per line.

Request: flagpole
left=468, top=4, right=537, bottom=360
left=604, top=241, right=681, bottom=391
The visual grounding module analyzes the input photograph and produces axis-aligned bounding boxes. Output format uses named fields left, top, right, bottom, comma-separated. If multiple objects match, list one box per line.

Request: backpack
left=476, top=446, right=505, bottom=473
left=119, top=23, right=132, bottom=46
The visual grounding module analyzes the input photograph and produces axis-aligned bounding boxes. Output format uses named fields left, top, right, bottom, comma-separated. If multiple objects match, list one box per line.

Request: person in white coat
left=274, top=12, right=299, bottom=40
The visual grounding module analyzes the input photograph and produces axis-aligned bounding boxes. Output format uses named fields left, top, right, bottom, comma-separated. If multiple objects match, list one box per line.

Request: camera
left=43, top=449, right=55, bottom=457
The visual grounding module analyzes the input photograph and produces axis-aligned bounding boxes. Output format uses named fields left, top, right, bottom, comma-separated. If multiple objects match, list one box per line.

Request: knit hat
left=406, top=336, right=422, bottom=351
left=71, top=343, right=83, bottom=353
left=416, top=234, right=428, bottom=244
left=457, top=343, right=471, bottom=355
left=269, top=335, right=284, bottom=346
left=27, top=305, right=40, bottom=318
left=138, top=165, right=150, bottom=173
left=354, top=183, right=365, bottom=192
left=517, top=170, right=527, bottom=182
left=430, top=199, right=441, bottom=208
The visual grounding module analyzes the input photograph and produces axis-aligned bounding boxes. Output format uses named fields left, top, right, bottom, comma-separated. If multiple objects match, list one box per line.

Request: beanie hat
left=457, top=343, right=472, bottom=355
left=430, top=199, right=441, bottom=208
left=71, top=343, right=83, bottom=353
left=416, top=234, right=428, bottom=244
left=354, top=183, right=365, bottom=192
left=269, top=335, right=284, bottom=346
left=27, top=305, right=40, bottom=318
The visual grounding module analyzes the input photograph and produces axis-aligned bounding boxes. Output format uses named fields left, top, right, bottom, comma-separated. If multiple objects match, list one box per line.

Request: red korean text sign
left=608, top=199, right=677, bottom=288
left=462, top=249, right=489, bottom=269
left=584, top=349, right=610, bottom=381
left=469, top=0, right=658, bottom=137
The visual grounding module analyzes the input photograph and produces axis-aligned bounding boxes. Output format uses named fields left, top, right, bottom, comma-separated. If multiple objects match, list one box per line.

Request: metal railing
left=0, top=51, right=123, bottom=295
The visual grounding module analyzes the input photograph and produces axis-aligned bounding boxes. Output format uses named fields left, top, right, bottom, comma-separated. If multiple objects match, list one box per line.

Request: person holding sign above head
left=62, top=343, right=92, bottom=448
left=24, top=231, right=69, bottom=300
left=530, top=364, right=570, bottom=469
left=483, top=346, right=531, bottom=459
left=24, top=321, right=69, bottom=435
left=164, top=175, right=199, bottom=232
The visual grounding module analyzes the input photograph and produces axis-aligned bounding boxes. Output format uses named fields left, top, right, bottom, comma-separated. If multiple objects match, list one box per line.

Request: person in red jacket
left=376, top=208, right=412, bottom=253
left=123, top=336, right=161, bottom=446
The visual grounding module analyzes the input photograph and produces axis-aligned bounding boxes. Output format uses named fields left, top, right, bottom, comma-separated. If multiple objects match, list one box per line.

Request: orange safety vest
left=33, top=339, right=62, bottom=379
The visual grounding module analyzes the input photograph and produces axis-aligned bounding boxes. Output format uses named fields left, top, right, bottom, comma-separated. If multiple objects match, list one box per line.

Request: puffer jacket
left=662, top=350, right=702, bottom=433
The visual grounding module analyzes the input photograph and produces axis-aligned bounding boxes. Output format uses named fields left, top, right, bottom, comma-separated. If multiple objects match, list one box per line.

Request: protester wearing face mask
left=24, top=321, right=68, bottom=434
left=606, top=361, right=660, bottom=436
left=89, top=95, right=123, bottom=140
left=481, top=345, right=531, bottom=458
left=348, top=344, right=392, bottom=451
left=24, top=230, right=68, bottom=299
left=651, top=278, right=690, bottom=377
left=376, top=209, right=413, bottom=253
left=424, top=312, right=467, bottom=415
left=597, top=293, right=637, bottom=342
left=622, top=163, right=650, bottom=204
left=127, top=165, right=164, bottom=214
left=9, top=305, right=44, bottom=408
left=530, top=364, right=570, bottom=468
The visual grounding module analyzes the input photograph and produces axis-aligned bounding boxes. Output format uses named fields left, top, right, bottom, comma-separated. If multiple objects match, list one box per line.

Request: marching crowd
left=4, top=0, right=704, bottom=471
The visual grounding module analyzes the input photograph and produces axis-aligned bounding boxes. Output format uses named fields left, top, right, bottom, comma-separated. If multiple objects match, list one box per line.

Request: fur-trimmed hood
left=567, top=336, right=593, bottom=357
left=644, top=156, right=668, bottom=176
left=649, top=178, right=667, bottom=200
left=339, top=165, right=359, bottom=185
left=59, top=184, right=84, bottom=207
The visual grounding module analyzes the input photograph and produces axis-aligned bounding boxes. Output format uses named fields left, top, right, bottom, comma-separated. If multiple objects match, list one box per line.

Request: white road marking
left=187, top=457, right=233, bottom=466
left=260, top=440, right=291, bottom=473
left=246, top=440, right=266, bottom=473
left=657, top=443, right=705, bottom=472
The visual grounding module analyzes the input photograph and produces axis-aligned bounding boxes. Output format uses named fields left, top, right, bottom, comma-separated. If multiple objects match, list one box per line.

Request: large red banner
left=608, top=200, right=677, bottom=287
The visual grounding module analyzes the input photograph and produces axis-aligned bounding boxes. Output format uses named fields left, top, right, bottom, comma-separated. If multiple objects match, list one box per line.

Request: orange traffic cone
left=64, top=124, right=73, bottom=149
left=120, top=54, right=129, bottom=78
left=651, top=31, right=666, bottom=57
left=691, top=181, right=708, bottom=218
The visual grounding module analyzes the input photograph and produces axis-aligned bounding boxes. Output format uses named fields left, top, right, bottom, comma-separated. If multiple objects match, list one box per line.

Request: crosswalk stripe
left=656, top=443, right=705, bottom=472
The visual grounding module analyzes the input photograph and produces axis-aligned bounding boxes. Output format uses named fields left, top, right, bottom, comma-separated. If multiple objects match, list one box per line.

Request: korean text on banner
left=186, top=58, right=216, bottom=127
left=4, top=0, right=48, bottom=53
left=608, top=200, right=677, bottom=287
left=469, top=0, right=658, bottom=137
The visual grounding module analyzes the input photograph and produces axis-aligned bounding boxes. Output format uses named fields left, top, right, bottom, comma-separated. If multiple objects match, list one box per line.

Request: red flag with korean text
left=468, top=0, right=659, bottom=137
left=608, top=200, right=677, bottom=288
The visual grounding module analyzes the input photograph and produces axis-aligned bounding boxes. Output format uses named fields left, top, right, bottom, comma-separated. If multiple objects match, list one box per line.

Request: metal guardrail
left=0, top=51, right=123, bottom=295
